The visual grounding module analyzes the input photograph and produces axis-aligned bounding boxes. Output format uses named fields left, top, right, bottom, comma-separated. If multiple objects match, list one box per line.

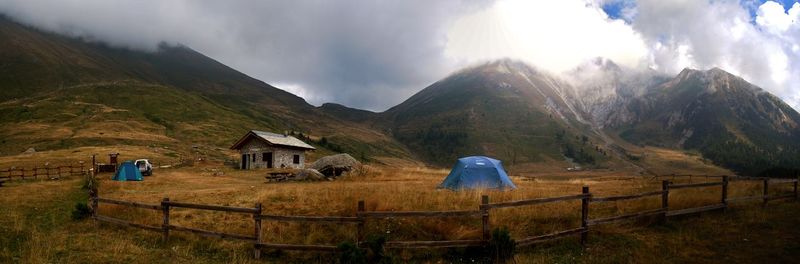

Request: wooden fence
left=90, top=175, right=799, bottom=259
left=0, top=161, right=87, bottom=180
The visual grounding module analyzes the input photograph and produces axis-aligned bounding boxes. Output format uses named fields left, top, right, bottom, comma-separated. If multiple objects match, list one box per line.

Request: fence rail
left=257, top=214, right=360, bottom=223
left=588, top=208, right=667, bottom=226
left=90, top=174, right=800, bottom=259
left=384, top=239, right=485, bottom=248
left=163, top=201, right=259, bottom=214
left=359, top=210, right=481, bottom=218
left=481, top=194, right=589, bottom=209
left=669, top=181, right=724, bottom=189
left=516, top=227, right=587, bottom=247
left=590, top=191, right=665, bottom=202
left=0, top=162, right=86, bottom=180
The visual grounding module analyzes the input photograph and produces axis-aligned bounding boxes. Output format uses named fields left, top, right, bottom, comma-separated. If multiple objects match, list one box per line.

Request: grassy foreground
left=0, top=165, right=798, bottom=263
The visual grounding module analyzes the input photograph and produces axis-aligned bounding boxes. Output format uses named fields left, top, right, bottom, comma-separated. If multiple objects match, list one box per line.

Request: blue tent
left=113, top=161, right=144, bottom=181
left=438, top=156, right=516, bottom=191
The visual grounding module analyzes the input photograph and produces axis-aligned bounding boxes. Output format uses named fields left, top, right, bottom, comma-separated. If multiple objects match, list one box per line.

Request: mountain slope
left=614, top=68, right=800, bottom=175
left=0, top=16, right=411, bottom=160
left=381, top=59, right=606, bottom=166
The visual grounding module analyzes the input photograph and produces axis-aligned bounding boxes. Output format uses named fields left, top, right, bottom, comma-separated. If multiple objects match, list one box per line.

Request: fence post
left=661, top=180, right=670, bottom=223
left=162, top=198, right=170, bottom=242
left=721, top=176, right=729, bottom=212
left=763, top=179, right=769, bottom=207
left=580, top=186, right=589, bottom=246
left=794, top=177, right=798, bottom=201
left=481, top=195, right=490, bottom=242
left=90, top=185, right=98, bottom=219
left=254, top=203, right=262, bottom=259
left=357, top=200, right=365, bottom=246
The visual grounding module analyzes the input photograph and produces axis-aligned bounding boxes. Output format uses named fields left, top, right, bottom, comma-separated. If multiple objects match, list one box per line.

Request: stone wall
left=239, top=138, right=306, bottom=169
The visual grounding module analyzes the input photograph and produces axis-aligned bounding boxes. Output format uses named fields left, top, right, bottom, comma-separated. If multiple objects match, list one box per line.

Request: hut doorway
left=241, top=154, right=248, bottom=169
left=263, top=152, right=273, bottom=168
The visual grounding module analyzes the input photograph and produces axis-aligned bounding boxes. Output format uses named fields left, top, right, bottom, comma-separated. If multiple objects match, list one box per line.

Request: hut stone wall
left=239, top=138, right=306, bottom=169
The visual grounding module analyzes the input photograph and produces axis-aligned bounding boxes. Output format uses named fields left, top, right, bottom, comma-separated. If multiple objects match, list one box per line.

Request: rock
left=295, top=169, right=325, bottom=181
left=309, top=153, right=362, bottom=177
left=24, top=148, right=35, bottom=154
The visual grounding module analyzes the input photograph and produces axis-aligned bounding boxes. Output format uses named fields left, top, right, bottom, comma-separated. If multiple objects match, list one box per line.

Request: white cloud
left=756, top=1, right=800, bottom=35
left=444, top=0, right=649, bottom=73
left=633, top=0, right=800, bottom=109
left=0, top=0, right=798, bottom=110
left=0, top=0, right=482, bottom=111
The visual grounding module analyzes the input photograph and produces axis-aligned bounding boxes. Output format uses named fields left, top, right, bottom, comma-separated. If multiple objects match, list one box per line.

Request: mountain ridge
left=2, top=13, right=798, bottom=175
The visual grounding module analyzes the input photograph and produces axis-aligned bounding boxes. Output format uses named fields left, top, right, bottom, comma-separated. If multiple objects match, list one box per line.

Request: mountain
left=613, top=67, right=800, bottom=175
left=380, top=59, right=606, bottom=166
left=1, top=13, right=796, bottom=175
left=565, top=58, right=671, bottom=128
left=317, top=103, right=377, bottom=123
left=0, top=16, right=411, bottom=161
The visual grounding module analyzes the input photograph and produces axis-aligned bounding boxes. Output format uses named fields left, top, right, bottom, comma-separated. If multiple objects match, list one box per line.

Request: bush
left=81, top=173, right=99, bottom=191
left=488, top=227, right=516, bottom=263
left=336, top=242, right=366, bottom=264
left=362, top=235, right=392, bottom=263
left=336, top=235, right=393, bottom=264
left=71, top=201, right=91, bottom=220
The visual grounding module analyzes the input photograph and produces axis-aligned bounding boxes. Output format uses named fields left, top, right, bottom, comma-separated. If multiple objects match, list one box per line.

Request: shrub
left=336, top=235, right=393, bottom=264
left=71, top=201, right=91, bottom=220
left=363, top=235, right=393, bottom=263
left=488, top=227, right=516, bottom=263
left=81, top=173, right=99, bottom=191
left=336, top=242, right=366, bottom=264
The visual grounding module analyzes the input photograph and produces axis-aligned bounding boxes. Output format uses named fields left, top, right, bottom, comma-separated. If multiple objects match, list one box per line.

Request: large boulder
left=309, top=153, right=362, bottom=177
left=295, top=168, right=325, bottom=181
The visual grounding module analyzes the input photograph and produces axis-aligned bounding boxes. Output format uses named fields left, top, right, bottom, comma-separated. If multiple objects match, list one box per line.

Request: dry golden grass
left=0, top=145, right=182, bottom=169
left=638, top=147, right=733, bottom=176
left=71, top=121, right=173, bottom=142
left=93, top=165, right=794, bottom=250
left=1, top=155, right=798, bottom=263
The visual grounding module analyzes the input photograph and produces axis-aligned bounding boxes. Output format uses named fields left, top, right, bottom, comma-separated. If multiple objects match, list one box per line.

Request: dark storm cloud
left=0, top=0, right=488, bottom=111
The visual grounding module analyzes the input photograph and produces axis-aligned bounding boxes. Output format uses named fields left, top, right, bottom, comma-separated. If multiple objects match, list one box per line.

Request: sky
left=0, top=0, right=798, bottom=111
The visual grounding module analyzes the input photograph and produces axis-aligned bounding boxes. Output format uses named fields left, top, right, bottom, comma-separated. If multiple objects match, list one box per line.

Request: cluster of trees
left=555, top=130, right=596, bottom=165
left=701, top=139, right=800, bottom=177
left=397, top=127, right=469, bottom=165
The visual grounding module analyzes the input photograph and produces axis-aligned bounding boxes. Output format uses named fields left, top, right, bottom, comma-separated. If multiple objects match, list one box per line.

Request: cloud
left=0, top=0, right=486, bottom=111
left=0, top=0, right=798, bottom=110
left=444, top=0, right=649, bottom=73
left=633, top=0, right=800, bottom=109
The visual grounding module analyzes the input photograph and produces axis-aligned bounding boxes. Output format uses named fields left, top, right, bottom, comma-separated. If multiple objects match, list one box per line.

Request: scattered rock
left=294, top=169, right=324, bottom=181
left=309, top=153, right=362, bottom=177
left=24, top=148, right=36, bottom=154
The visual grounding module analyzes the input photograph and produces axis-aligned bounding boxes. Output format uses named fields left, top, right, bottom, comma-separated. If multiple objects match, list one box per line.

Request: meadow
left=1, top=160, right=798, bottom=263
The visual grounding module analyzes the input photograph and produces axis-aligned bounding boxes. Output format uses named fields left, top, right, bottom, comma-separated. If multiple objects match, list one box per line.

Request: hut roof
left=230, top=130, right=316, bottom=150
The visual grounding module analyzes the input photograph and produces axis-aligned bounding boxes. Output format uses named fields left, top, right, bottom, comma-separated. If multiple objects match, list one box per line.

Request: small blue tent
left=113, top=161, right=144, bottom=181
left=438, top=156, right=516, bottom=191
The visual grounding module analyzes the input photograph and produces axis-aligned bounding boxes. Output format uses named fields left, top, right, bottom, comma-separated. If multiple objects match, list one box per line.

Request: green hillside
left=0, top=16, right=411, bottom=161
left=381, top=60, right=607, bottom=167
left=617, top=68, right=800, bottom=176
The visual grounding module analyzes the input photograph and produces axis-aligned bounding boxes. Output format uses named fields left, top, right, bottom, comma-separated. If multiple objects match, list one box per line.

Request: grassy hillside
left=0, top=16, right=412, bottom=162
left=0, top=166, right=797, bottom=263
left=617, top=68, right=800, bottom=176
left=382, top=60, right=606, bottom=167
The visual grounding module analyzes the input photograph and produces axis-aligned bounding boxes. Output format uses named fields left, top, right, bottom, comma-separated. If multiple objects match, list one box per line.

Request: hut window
left=293, top=155, right=300, bottom=164
left=252, top=154, right=256, bottom=162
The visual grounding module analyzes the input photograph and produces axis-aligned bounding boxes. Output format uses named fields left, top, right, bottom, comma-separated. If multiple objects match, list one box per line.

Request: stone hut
left=230, top=130, right=316, bottom=170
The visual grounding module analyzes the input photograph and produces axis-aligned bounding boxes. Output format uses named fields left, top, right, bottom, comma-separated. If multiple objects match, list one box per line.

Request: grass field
left=1, top=161, right=798, bottom=263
